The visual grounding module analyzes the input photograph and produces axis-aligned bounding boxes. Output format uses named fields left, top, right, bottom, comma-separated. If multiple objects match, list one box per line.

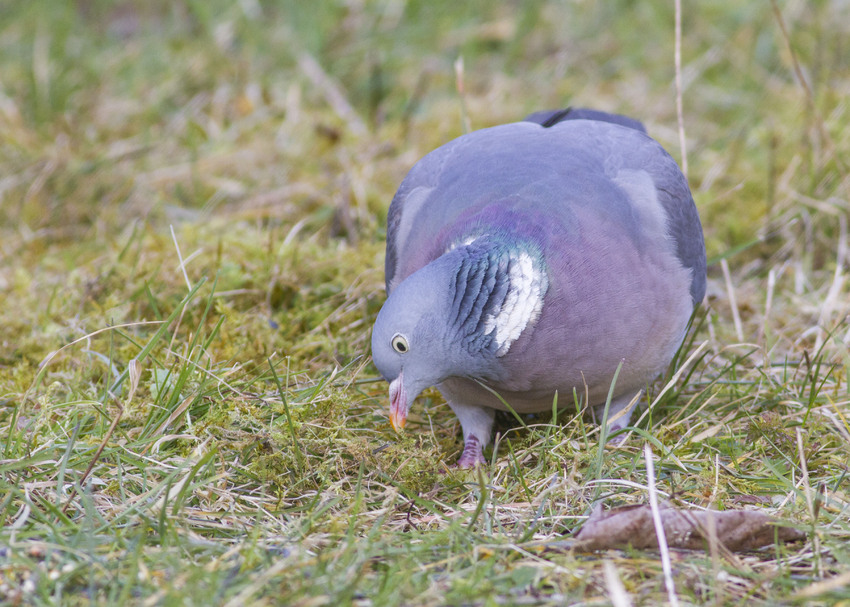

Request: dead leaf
left=573, top=502, right=805, bottom=552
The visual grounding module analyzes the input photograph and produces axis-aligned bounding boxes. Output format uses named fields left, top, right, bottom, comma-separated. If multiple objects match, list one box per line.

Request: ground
left=1, top=1, right=849, bottom=605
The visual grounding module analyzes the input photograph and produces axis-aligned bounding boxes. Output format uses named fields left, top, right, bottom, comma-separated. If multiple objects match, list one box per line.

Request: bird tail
left=523, top=107, right=647, bottom=133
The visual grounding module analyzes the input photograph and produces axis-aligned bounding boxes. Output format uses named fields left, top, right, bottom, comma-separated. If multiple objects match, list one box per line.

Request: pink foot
left=455, top=435, right=486, bottom=468
left=606, top=431, right=628, bottom=446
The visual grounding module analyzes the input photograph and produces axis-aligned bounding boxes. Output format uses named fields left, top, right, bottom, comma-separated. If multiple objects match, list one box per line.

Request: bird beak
left=389, top=371, right=408, bottom=432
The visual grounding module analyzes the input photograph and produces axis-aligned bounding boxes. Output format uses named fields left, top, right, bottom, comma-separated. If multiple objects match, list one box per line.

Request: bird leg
left=448, top=401, right=495, bottom=468
left=593, top=391, right=641, bottom=444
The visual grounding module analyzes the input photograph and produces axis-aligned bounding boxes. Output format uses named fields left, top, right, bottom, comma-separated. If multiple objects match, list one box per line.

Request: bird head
left=371, top=257, right=462, bottom=432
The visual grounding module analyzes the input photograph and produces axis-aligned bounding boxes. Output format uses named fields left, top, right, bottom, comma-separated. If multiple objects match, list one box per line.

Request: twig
left=170, top=224, right=192, bottom=292
left=760, top=268, right=776, bottom=347
left=796, top=427, right=823, bottom=577
left=706, top=505, right=722, bottom=607
left=62, top=359, right=142, bottom=515
left=603, top=560, right=633, bottom=607
left=720, top=258, right=744, bottom=342
left=769, top=0, right=847, bottom=176
left=645, top=444, right=679, bottom=607
left=454, top=56, right=472, bottom=134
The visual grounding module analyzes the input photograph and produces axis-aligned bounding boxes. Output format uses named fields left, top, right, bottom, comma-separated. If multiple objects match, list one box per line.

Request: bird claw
left=606, top=430, right=628, bottom=446
left=455, top=435, right=486, bottom=468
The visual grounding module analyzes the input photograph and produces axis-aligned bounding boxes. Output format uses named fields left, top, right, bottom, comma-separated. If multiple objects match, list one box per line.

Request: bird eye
left=391, top=333, right=409, bottom=354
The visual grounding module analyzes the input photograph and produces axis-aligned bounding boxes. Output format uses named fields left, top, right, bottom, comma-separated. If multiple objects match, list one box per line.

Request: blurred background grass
left=2, top=0, right=847, bottom=377
left=1, top=1, right=849, bottom=605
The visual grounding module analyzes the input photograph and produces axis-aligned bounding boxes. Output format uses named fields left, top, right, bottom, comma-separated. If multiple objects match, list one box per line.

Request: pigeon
left=371, top=108, right=706, bottom=467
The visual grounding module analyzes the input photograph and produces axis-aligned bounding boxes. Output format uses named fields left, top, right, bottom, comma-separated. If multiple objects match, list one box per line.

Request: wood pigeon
left=371, top=108, right=706, bottom=467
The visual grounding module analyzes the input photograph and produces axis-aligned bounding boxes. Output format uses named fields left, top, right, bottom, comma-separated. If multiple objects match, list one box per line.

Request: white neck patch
left=482, top=250, right=547, bottom=356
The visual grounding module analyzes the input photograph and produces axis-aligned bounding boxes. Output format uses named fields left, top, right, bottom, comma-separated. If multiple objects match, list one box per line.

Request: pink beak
left=389, top=371, right=408, bottom=431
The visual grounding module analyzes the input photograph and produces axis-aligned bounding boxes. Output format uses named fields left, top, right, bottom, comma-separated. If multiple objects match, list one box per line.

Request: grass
left=1, top=0, right=849, bottom=604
